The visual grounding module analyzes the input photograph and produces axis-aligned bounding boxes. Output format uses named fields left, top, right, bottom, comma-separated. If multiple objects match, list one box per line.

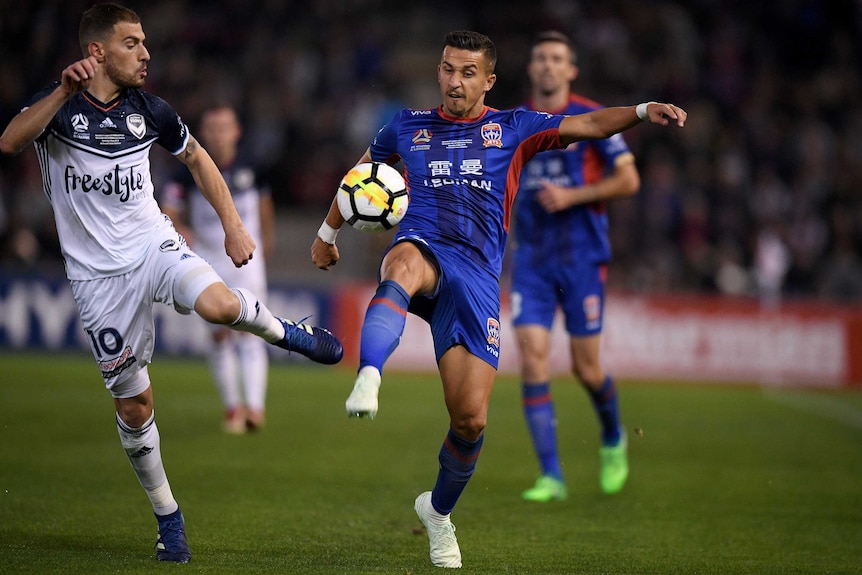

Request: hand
left=311, top=237, right=339, bottom=270
left=224, top=225, right=256, bottom=267
left=536, top=180, right=576, bottom=213
left=644, top=102, right=687, bottom=127
left=60, top=57, right=99, bottom=96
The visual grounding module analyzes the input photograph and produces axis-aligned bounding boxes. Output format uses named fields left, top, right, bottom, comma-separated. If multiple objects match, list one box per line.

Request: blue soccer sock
left=358, top=280, right=409, bottom=372
left=431, top=428, right=484, bottom=515
left=522, top=382, right=563, bottom=480
left=585, top=375, right=622, bottom=446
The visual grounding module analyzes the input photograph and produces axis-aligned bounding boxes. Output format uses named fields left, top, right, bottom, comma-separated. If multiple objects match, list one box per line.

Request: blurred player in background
left=161, top=105, right=275, bottom=434
left=0, top=3, right=342, bottom=564
left=311, top=30, right=684, bottom=568
left=511, top=31, right=639, bottom=502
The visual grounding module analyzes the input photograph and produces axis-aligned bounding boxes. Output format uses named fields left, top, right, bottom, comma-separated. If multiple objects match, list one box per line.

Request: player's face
left=437, top=47, right=496, bottom=119
left=527, top=41, right=576, bottom=97
left=200, top=107, right=241, bottom=163
left=102, top=22, right=150, bottom=89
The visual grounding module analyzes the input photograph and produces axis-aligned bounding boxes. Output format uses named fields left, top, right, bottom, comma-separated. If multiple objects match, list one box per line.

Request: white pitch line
left=763, top=388, right=862, bottom=430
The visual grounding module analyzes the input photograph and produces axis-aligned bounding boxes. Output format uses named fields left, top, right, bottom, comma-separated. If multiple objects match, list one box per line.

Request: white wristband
left=317, top=221, right=339, bottom=245
left=636, top=102, right=656, bottom=121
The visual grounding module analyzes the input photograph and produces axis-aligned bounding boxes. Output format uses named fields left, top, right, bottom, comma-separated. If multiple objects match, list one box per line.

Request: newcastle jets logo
left=126, top=114, right=146, bottom=139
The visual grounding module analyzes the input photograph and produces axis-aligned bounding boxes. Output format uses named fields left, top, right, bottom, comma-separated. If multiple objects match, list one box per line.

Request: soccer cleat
left=274, top=317, right=343, bottom=365
left=345, top=366, right=381, bottom=419
left=600, top=430, right=629, bottom=494
left=155, top=508, right=191, bottom=563
left=414, top=491, right=461, bottom=568
left=521, top=475, right=568, bottom=502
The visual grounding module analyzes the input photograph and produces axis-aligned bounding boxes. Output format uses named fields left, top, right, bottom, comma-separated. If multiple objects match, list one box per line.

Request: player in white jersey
left=0, top=3, right=342, bottom=564
left=161, top=105, right=275, bottom=433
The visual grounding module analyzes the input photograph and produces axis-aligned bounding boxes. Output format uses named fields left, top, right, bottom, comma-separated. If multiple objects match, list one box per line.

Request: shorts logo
left=486, top=317, right=501, bottom=347
left=160, top=239, right=180, bottom=252
left=583, top=294, right=601, bottom=326
left=126, top=114, right=146, bottom=139
left=98, top=346, right=136, bottom=379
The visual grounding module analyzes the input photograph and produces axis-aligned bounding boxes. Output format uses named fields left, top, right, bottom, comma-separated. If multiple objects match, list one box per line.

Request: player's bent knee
left=194, top=283, right=241, bottom=325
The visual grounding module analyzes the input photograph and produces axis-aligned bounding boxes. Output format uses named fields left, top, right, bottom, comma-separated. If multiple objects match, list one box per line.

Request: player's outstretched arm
left=177, top=134, right=256, bottom=267
left=311, top=148, right=373, bottom=271
left=559, top=102, right=687, bottom=146
left=311, top=197, right=343, bottom=271
left=0, top=57, right=99, bottom=155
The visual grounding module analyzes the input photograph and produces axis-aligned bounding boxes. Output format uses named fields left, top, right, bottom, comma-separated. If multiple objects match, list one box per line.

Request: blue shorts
left=390, top=235, right=501, bottom=369
left=511, top=255, right=607, bottom=336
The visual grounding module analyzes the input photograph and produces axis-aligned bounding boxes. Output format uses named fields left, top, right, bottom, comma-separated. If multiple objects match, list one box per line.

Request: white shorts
left=71, top=229, right=222, bottom=398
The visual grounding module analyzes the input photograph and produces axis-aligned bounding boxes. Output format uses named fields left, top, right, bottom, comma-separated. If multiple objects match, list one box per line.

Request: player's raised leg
left=183, top=271, right=343, bottom=365
left=345, top=279, right=410, bottom=418
left=346, top=241, right=437, bottom=418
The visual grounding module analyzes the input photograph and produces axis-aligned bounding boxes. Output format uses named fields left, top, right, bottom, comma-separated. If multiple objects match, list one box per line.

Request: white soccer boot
left=414, top=491, right=462, bottom=568
left=345, top=366, right=381, bottom=419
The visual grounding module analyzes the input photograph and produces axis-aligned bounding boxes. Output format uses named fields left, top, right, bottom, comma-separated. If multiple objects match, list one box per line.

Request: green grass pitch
left=1, top=352, right=860, bottom=574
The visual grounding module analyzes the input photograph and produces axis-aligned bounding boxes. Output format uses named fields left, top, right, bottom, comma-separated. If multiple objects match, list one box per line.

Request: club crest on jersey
left=126, top=114, right=146, bottom=139
left=481, top=122, right=503, bottom=148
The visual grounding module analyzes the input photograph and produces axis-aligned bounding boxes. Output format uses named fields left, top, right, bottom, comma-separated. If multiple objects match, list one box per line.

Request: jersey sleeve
left=513, top=107, right=565, bottom=147
left=148, top=95, right=190, bottom=155
left=593, top=132, right=633, bottom=169
left=369, top=110, right=404, bottom=163
left=25, top=82, right=62, bottom=143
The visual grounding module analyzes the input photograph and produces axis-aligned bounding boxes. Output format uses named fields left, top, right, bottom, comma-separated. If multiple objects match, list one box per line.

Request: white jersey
left=29, top=83, right=189, bottom=280
left=160, top=158, right=269, bottom=289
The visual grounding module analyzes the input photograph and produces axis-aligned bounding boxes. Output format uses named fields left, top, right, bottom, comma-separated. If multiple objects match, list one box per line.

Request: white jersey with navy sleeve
left=369, top=105, right=565, bottom=280
left=29, top=84, right=189, bottom=280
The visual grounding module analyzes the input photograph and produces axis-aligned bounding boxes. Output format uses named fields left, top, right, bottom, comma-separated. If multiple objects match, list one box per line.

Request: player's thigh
left=150, top=240, right=223, bottom=315
left=380, top=239, right=439, bottom=296
left=511, top=260, right=557, bottom=330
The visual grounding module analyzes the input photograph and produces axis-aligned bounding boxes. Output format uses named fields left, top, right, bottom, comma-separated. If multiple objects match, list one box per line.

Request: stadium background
left=1, top=0, right=861, bottom=386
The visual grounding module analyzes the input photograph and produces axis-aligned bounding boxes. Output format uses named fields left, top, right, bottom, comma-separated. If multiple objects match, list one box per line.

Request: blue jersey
left=513, top=94, right=633, bottom=266
left=369, top=105, right=565, bottom=281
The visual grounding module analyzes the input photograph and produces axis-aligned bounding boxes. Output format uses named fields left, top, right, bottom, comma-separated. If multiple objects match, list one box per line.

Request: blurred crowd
left=1, top=0, right=861, bottom=302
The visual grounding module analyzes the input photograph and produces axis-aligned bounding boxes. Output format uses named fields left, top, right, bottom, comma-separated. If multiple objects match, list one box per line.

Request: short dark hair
left=532, top=30, right=577, bottom=65
left=444, top=30, right=497, bottom=72
left=79, top=3, right=140, bottom=55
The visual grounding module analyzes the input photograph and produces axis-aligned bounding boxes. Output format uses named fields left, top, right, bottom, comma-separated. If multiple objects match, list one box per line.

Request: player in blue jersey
left=0, top=3, right=342, bottom=564
left=311, top=30, right=685, bottom=568
left=512, top=32, right=640, bottom=503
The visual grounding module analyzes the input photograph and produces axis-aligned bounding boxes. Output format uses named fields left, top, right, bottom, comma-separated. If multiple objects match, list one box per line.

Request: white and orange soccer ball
left=336, top=162, right=409, bottom=232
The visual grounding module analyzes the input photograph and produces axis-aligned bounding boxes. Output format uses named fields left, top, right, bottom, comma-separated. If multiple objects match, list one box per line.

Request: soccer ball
left=336, top=162, right=409, bottom=232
